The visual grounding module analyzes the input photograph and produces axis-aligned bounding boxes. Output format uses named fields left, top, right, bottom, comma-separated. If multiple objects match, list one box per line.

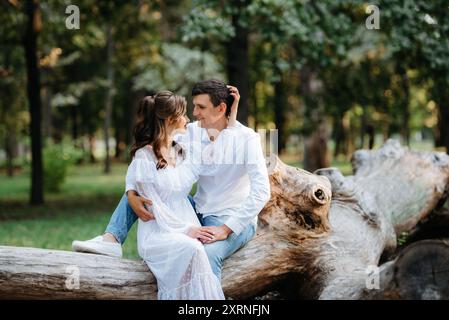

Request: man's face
left=192, top=94, right=226, bottom=128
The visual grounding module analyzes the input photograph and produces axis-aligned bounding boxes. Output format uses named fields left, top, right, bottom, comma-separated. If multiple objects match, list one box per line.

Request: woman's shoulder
left=135, top=145, right=157, bottom=161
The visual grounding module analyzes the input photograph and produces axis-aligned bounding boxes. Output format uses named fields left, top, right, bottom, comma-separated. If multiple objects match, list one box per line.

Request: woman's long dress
left=127, top=144, right=225, bottom=300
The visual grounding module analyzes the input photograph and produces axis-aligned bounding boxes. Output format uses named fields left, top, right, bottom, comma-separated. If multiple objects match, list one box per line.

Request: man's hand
left=127, top=191, right=155, bottom=221
left=203, top=225, right=233, bottom=244
left=186, top=226, right=215, bottom=243
left=227, top=85, right=240, bottom=127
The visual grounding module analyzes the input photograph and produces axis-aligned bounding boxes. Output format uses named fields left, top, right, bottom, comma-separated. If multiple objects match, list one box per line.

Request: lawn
left=0, top=162, right=140, bottom=259
left=0, top=156, right=352, bottom=260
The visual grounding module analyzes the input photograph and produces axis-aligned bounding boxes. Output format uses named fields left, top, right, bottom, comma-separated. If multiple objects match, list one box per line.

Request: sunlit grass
left=0, top=162, right=140, bottom=259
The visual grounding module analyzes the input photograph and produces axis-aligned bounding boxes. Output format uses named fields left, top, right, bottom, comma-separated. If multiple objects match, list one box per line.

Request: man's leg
left=202, top=215, right=256, bottom=279
left=72, top=193, right=138, bottom=257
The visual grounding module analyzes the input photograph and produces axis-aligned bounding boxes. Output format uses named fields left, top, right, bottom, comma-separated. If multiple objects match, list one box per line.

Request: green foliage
left=133, top=43, right=224, bottom=97
left=397, top=231, right=409, bottom=246
left=43, top=143, right=83, bottom=193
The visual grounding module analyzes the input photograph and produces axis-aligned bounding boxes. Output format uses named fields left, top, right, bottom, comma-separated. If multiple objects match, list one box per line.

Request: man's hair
left=191, top=79, right=234, bottom=117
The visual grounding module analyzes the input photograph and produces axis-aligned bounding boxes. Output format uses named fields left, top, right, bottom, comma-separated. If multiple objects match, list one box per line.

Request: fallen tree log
left=360, top=239, right=449, bottom=300
left=406, top=207, right=449, bottom=244
left=0, top=246, right=156, bottom=299
left=310, top=140, right=449, bottom=299
left=1, top=139, right=448, bottom=299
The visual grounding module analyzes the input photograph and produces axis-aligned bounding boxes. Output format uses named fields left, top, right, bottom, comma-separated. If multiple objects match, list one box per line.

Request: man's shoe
left=72, top=236, right=123, bottom=258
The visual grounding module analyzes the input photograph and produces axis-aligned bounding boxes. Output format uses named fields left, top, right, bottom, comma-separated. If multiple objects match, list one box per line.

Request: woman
left=126, top=89, right=239, bottom=300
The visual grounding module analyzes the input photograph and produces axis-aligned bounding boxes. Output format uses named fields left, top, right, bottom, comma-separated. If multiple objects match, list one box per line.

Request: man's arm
left=125, top=159, right=155, bottom=221
left=205, top=133, right=270, bottom=243
left=223, top=133, right=270, bottom=235
left=126, top=190, right=154, bottom=222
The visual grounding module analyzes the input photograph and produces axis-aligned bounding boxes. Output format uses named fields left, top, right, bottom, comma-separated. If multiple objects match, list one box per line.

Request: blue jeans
left=105, top=194, right=256, bottom=279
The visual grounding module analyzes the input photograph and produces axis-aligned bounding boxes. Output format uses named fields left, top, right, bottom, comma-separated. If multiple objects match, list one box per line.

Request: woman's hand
left=227, top=85, right=240, bottom=127
left=186, top=226, right=215, bottom=243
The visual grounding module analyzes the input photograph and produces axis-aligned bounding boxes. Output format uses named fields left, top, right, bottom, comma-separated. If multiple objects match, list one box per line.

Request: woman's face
left=170, top=113, right=190, bottom=134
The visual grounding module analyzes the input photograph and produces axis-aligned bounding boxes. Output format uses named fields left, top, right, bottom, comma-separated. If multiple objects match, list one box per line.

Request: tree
left=0, top=2, right=27, bottom=177
left=24, top=0, right=44, bottom=204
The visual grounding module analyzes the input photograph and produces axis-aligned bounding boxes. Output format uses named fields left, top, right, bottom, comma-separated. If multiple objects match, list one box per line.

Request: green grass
left=0, top=162, right=140, bottom=260
left=0, top=163, right=127, bottom=202
left=0, top=210, right=139, bottom=259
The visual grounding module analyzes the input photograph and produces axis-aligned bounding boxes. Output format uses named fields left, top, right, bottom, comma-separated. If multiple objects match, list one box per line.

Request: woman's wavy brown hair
left=130, top=91, right=187, bottom=169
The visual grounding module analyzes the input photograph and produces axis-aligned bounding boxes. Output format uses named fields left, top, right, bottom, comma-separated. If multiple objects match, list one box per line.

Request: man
left=72, top=79, right=270, bottom=279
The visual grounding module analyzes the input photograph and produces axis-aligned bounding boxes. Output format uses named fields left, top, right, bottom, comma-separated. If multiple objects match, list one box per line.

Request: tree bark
left=1, top=139, right=448, bottom=299
left=437, top=98, right=449, bottom=154
left=103, top=24, right=114, bottom=174
left=400, top=70, right=410, bottom=147
left=405, top=206, right=449, bottom=244
left=303, top=121, right=329, bottom=172
left=274, top=78, right=287, bottom=153
left=5, top=132, right=17, bottom=177
left=226, top=0, right=249, bottom=125
left=24, top=0, right=44, bottom=205
left=300, top=66, right=329, bottom=172
left=360, top=239, right=449, bottom=299
left=88, top=133, right=97, bottom=163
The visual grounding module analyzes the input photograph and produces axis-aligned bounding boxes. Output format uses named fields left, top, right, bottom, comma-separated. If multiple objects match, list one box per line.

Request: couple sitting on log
left=72, top=79, right=271, bottom=300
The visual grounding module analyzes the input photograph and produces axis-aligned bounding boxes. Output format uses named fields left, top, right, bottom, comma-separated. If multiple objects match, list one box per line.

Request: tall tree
left=24, top=0, right=44, bottom=204
left=226, top=0, right=249, bottom=125
left=103, top=23, right=115, bottom=174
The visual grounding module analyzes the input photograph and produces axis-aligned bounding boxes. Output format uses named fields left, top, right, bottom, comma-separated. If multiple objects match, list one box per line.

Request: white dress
left=127, top=144, right=225, bottom=300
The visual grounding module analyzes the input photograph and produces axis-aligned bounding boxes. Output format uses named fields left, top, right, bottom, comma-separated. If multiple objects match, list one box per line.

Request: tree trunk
left=226, top=0, right=249, bottom=125
left=24, top=0, right=44, bottom=205
left=88, top=133, right=96, bottom=163
left=359, top=105, right=366, bottom=149
left=300, top=66, right=329, bottom=172
left=367, top=124, right=375, bottom=149
left=114, top=128, right=123, bottom=160
left=5, top=133, right=17, bottom=177
left=401, top=71, right=410, bottom=146
left=41, top=85, right=52, bottom=140
left=303, top=121, right=329, bottom=172
left=437, top=99, right=449, bottom=154
left=333, top=115, right=345, bottom=158
left=406, top=206, right=449, bottom=244
left=360, top=239, right=449, bottom=299
left=274, top=78, right=287, bottom=153
left=1, top=139, right=448, bottom=299
left=71, top=105, right=78, bottom=143
left=126, top=90, right=144, bottom=151
left=103, top=24, right=114, bottom=174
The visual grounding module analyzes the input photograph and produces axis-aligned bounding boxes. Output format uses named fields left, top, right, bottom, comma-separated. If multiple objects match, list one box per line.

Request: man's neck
left=204, top=117, right=229, bottom=132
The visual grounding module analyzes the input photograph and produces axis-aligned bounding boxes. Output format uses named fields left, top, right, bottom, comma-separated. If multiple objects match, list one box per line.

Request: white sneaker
left=72, top=235, right=123, bottom=258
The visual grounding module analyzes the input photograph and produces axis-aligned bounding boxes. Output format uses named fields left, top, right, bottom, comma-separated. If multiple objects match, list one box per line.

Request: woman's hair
left=130, top=91, right=187, bottom=169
